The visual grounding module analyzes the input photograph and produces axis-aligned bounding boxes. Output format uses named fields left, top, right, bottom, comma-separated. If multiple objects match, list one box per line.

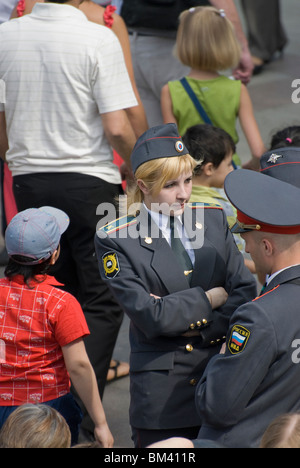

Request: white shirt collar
left=31, top=3, right=87, bottom=21
left=142, top=203, right=195, bottom=264
left=266, top=264, right=300, bottom=286
left=143, top=203, right=183, bottom=235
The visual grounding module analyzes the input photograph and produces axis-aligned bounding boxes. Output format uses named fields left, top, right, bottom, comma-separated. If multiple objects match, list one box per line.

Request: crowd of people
left=0, top=0, right=299, bottom=450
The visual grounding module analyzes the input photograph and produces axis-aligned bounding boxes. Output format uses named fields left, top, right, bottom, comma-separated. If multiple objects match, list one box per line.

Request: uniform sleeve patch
left=102, top=252, right=120, bottom=279
left=228, top=325, right=250, bottom=355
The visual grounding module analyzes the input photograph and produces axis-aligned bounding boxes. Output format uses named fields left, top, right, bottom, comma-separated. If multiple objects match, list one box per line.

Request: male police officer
left=196, top=169, right=300, bottom=448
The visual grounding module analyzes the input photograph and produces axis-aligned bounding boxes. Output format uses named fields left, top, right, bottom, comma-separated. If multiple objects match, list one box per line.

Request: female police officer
left=95, top=123, right=257, bottom=447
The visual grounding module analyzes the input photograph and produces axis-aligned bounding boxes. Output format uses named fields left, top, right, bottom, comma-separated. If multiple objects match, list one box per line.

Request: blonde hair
left=260, top=413, right=300, bottom=448
left=0, top=404, right=71, bottom=448
left=127, top=154, right=197, bottom=213
left=176, top=6, right=241, bottom=72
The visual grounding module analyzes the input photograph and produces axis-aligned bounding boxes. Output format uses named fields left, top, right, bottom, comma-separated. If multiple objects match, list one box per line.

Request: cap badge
left=175, top=141, right=184, bottom=153
left=267, top=153, right=283, bottom=164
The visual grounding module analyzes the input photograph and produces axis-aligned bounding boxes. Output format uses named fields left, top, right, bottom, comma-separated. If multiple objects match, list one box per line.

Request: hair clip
left=189, top=7, right=195, bottom=13
left=219, top=9, right=226, bottom=18
left=286, top=137, right=293, bottom=144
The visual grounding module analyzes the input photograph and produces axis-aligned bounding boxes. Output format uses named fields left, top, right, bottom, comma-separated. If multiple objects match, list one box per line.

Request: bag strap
left=179, top=77, right=238, bottom=170
left=180, top=77, right=213, bottom=125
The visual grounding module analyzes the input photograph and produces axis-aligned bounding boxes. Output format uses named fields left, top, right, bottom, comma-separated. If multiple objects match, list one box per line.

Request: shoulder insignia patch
left=100, top=215, right=137, bottom=235
left=188, top=202, right=223, bottom=210
left=228, top=324, right=250, bottom=355
left=102, top=251, right=120, bottom=279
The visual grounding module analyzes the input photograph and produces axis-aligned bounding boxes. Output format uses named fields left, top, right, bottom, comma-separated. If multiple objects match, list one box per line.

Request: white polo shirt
left=0, top=3, right=137, bottom=183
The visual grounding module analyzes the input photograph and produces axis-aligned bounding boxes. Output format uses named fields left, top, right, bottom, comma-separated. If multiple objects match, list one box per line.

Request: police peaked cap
left=131, top=123, right=189, bottom=173
left=224, top=169, right=300, bottom=234
left=260, top=147, right=300, bottom=188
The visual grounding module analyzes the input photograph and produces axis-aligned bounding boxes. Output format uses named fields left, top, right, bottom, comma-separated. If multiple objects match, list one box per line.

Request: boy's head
left=5, top=206, right=69, bottom=266
left=183, top=125, right=236, bottom=188
left=183, top=124, right=235, bottom=172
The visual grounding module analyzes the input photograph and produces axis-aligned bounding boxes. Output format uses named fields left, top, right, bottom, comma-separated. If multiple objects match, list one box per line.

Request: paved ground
left=0, top=0, right=299, bottom=449
left=235, top=0, right=300, bottom=164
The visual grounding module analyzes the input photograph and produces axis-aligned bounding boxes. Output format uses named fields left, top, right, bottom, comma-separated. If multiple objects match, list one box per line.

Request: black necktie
left=259, top=282, right=267, bottom=296
left=169, top=216, right=193, bottom=282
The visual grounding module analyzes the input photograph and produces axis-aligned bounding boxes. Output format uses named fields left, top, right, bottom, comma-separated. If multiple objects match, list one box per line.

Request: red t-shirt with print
left=0, top=275, right=90, bottom=406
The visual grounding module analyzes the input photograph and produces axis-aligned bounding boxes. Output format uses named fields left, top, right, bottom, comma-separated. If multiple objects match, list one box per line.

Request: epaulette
left=252, top=285, right=280, bottom=302
left=99, top=214, right=137, bottom=235
left=188, top=202, right=223, bottom=210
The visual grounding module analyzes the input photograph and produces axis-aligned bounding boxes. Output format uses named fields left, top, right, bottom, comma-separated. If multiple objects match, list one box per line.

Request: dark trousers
left=241, top=0, right=287, bottom=62
left=13, top=172, right=124, bottom=433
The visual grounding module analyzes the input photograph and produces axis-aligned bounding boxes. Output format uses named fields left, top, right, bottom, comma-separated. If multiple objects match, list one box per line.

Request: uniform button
left=190, top=323, right=195, bottom=330
left=210, top=340, right=215, bottom=345
left=186, top=344, right=193, bottom=352
left=202, top=319, right=208, bottom=325
left=196, top=321, right=201, bottom=327
left=189, top=378, right=198, bottom=386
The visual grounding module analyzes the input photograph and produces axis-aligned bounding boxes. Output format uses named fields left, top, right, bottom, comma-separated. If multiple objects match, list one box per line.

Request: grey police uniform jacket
left=196, top=265, right=300, bottom=448
left=95, top=203, right=257, bottom=430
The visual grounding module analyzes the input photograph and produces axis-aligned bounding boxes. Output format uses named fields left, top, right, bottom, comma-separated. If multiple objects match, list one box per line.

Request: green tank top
left=168, top=76, right=242, bottom=165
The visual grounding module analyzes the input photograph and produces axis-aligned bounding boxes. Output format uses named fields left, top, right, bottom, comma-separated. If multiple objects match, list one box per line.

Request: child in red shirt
left=0, top=206, right=113, bottom=447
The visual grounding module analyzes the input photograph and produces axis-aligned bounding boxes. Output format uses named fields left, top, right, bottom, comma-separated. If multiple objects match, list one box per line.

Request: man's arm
left=0, top=112, right=8, bottom=161
left=210, top=0, right=253, bottom=84
left=196, top=301, right=275, bottom=429
left=101, top=109, right=136, bottom=170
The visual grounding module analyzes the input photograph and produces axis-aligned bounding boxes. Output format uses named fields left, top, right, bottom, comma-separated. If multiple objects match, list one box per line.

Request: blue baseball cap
left=5, top=206, right=70, bottom=265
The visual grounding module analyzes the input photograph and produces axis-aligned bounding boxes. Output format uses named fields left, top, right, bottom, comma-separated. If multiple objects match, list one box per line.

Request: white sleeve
left=91, top=29, right=137, bottom=114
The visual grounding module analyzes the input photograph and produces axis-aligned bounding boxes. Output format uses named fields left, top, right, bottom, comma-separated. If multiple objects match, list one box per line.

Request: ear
left=49, top=247, right=60, bottom=265
left=137, top=179, right=150, bottom=195
left=261, top=238, right=274, bottom=257
left=202, top=162, right=214, bottom=176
